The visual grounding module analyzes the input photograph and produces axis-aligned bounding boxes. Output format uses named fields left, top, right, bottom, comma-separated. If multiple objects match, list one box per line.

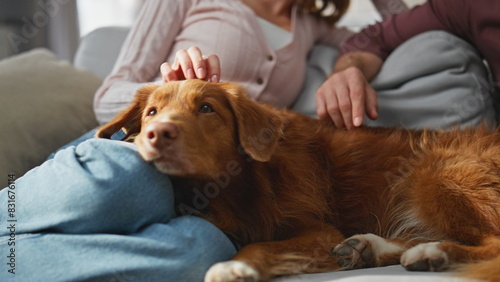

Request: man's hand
left=316, top=52, right=383, bottom=129
left=316, top=67, right=378, bottom=129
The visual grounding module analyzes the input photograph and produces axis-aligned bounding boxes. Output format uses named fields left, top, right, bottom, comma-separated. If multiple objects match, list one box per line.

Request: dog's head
left=96, top=80, right=284, bottom=177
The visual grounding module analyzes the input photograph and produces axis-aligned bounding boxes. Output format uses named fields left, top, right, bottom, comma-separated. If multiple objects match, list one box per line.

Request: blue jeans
left=0, top=139, right=236, bottom=281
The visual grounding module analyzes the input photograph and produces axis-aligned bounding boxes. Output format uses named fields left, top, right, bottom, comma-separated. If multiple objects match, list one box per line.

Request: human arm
left=316, top=1, right=448, bottom=128
left=93, top=0, right=190, bottom=124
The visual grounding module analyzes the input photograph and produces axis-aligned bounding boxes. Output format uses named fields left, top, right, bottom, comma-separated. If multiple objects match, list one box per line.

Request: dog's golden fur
left=97, top=80, right=500, bottom=281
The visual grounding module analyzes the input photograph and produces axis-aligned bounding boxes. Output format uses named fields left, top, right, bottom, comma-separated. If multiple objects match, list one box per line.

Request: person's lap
left=0, top=139, right=236, bottom=281
left=46, top=127, right=127, bottom=160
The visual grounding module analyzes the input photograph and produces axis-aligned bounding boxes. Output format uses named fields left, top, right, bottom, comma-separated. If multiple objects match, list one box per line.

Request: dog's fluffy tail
left=457, top=255, right=500, bottom=281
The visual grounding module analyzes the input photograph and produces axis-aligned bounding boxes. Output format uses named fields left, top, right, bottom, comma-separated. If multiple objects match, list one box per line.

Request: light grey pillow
left=73, top=26, right=131, bottom=79
left=0, top=48, right=103, bottom=179
left=370, top=31, right=496, bottom=129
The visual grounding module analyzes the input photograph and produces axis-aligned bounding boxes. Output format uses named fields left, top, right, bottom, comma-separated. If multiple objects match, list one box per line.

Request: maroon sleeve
left=339, top=1, right=447, bottom=60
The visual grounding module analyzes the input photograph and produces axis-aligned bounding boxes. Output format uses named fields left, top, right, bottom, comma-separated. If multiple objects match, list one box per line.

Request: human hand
left=316, top=66, right=378, bottom=130
left=160, top=46, right=221, bottom=83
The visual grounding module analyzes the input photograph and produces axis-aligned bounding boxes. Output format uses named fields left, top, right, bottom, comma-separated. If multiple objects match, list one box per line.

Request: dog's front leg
left=204, top=223, right=345, bottom=282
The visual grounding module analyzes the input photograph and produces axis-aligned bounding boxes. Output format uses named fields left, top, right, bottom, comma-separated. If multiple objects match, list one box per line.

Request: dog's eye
left=199, top=104, right=214, bottom=113
left=147, top=108, right=157, bottom=116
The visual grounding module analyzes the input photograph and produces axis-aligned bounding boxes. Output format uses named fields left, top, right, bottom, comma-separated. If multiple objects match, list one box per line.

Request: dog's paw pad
left=332, top=234, right=376, bottom=269
left=401, top=242, right=449, bottom=272
left=204, top=261, right=259, bottom=282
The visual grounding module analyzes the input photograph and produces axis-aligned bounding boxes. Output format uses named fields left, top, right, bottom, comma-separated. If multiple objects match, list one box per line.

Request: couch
left=0, top=26, right=489, bottom=281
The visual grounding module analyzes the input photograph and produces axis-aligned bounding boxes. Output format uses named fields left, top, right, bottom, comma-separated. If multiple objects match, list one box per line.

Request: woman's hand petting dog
left=160, top=46, right=221, bottom=83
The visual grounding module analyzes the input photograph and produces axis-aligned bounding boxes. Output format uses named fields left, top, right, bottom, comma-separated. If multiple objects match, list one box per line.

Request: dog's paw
left=332, top=233, right=404, bottom=269
left=204, top=261, right=260, bottom=282
left=401, top=242, right=449, bottom=272
left=332, top=234, right=377, bottom=269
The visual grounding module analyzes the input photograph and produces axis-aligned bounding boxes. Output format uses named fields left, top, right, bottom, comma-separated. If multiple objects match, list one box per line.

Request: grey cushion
left=0, top=48, right=102, bottom=178
left=74, top=26, right=131, bottom=79
left=369, top=31, right=496, bottom=129
left=288, top=31, right=497, bottom=129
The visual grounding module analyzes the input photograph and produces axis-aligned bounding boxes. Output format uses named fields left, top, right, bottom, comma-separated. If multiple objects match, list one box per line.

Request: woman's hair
left=296, top=0, right=350, bottom=25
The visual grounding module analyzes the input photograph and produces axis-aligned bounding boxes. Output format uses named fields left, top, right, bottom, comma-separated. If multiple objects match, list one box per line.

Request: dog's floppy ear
left=222, top=83, right=284, bottom=162
left=95, top=84, right=159, bottom=139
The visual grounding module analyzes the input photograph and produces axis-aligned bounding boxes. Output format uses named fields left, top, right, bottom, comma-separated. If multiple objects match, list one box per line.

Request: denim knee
left=2, top=139, right=176, bottom=235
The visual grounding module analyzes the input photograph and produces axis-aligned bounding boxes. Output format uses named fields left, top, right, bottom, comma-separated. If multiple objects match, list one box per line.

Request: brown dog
left=97, top=79, right=500, bottom=282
